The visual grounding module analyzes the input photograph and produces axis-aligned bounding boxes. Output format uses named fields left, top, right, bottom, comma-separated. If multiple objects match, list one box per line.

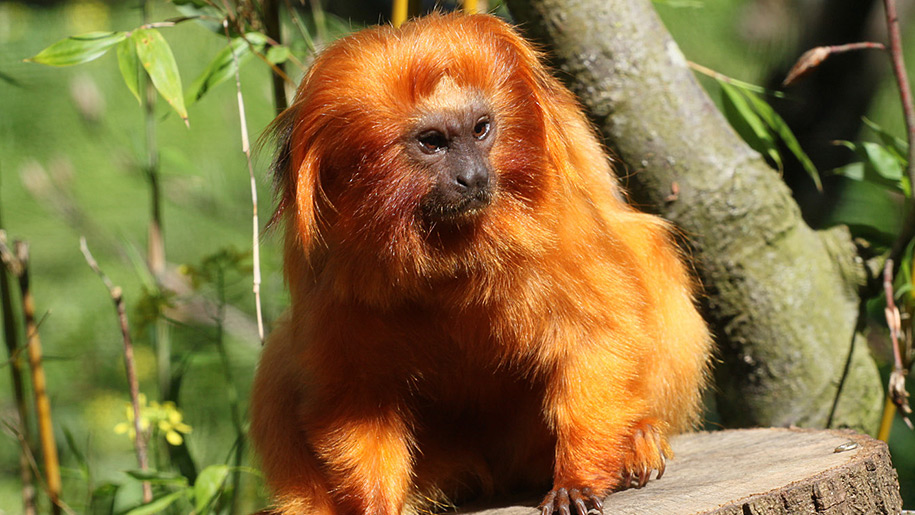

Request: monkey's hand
left=539, top=486, right=603, bottom=515
left=620, top=418, right=671, bottom=489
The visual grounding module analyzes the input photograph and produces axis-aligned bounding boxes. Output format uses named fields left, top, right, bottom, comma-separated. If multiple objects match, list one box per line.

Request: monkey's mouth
left=421, top=189, right=493, bottom=223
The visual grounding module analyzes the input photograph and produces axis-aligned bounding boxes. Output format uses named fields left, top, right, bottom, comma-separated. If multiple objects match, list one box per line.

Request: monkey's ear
left=290, top=146, right=321, bottom=250
left=267, top=106, right=321, bottom=251
left=266, top=113, right=295, bottom=231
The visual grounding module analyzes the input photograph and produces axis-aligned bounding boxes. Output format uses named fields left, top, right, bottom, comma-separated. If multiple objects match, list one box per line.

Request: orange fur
left=251, top=13, right=711, bottom=515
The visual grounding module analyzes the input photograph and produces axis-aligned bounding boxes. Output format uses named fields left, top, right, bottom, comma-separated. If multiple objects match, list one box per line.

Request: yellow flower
left=113, top=392, right=191, bottom=446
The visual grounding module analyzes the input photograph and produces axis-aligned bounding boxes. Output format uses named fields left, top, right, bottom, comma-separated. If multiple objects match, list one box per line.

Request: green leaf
left=117, top=38, right=141, bottom=104
left=186, top=33, right=267, bottom=105
left=834, top=160, right=865, bottom=182
left=27, top=31, right=127, bottom=67
left=822, top=176, right=905, bottom=247
left=88, top=483, right=119, bottom=515
left=123, top=489, right=189, bottom=515
left=834, top=140, right=907, bottom=195
left=862, top=141, right=905, bottom=182
left=133, top=28, right=188, bottom=125
left=193, top=465, right=230, bottom=513
left=266, top=44, right=291, bottom=65
left=125, top=469, right=189, bottom=486
left=744, top=91, right=822, bottom=191
left=862, top=117, right=909, bottom=162
left=62, top=426, right=89, bottom=478
left=719, top=81, right=781, bottom=169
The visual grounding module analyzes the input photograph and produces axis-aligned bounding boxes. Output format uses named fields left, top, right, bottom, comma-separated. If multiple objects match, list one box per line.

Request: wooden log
left=460, top=428, right=902, bottom=514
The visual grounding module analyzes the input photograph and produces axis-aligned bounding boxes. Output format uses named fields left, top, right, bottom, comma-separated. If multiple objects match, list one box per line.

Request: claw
left=638, top=467, right=649, bottom=488
left=622, top=469, right=632, bottom=488
left=539, top=486, right=603, bottom=515
left=569, top=488, right=588, bottom=515
left=558, top=488, right=570, bottom=515
left=657, top=449, right=668, bottom=480
left=589, top=490, right=603, bottom=513
left=541, top=489, right=557, bottom=515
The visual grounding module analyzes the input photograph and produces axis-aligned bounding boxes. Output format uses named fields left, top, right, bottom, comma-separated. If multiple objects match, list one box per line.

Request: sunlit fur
left=250, top=13, right=711, bottom=515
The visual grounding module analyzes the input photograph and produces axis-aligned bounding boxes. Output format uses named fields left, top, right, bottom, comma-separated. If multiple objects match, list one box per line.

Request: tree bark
left=505, top=0, right=883, bottom=432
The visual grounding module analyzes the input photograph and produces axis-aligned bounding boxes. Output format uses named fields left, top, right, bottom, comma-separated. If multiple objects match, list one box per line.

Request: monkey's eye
left=473, top=117, right=491, bottom=140
left=418, top=131, right=448, bottom=153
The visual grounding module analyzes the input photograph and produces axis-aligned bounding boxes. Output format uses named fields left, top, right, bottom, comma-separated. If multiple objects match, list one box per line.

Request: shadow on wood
left=459, top=428, right=902, bottom=514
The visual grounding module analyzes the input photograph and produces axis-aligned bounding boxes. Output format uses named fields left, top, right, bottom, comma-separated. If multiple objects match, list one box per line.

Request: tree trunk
left=505, top=0, right=883, bottom=433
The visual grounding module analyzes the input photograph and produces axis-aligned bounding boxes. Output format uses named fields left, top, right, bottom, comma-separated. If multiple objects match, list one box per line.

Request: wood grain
left=460, top=428, right=902, bottom=514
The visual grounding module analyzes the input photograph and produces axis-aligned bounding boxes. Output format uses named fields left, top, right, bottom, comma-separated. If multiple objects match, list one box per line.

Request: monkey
left=250, top=12, right=711, bottom=515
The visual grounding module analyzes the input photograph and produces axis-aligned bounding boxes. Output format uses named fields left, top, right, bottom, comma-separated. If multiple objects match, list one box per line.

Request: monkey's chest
left=407, top=363, right=554, bottom=491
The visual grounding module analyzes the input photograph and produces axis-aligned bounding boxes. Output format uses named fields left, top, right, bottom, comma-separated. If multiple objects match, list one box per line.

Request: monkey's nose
left=454, top=165, right=490, bottom=196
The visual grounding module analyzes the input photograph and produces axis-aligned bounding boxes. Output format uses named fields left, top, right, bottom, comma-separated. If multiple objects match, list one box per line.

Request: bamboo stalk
left=392, top=0, right=408, bottom=27
left=15, top=242, right=61, bottom=515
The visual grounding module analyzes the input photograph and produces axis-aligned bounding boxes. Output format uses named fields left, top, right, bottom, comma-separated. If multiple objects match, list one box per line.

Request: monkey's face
left=406, top=80, right=497, bottom=224
left=275, top=14, right=564, bottom=289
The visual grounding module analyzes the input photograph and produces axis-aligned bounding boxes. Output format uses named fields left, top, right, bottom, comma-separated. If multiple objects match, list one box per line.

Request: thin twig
left=212, top=264, right=244, bottom=514
left=885, top=0, right=915, bottom=271
left=285, top=0, right=317, bottom=53
left=880, top=260, right=902, bottom=441
left=781, top=42, right=886, bottom=87
left=688, top=60, right=785, bottom=98
left=224, top=19, right=265, bottom=344
left=310, top=0, right=328, bottom=44
left=878, top=0, right=915, bottom=433
left=239, top=32, right=298, bottom=86
left=140, top=0, right=172, bottom=404
left=2, top=420, right=76, bottom=515
left=79, top=238, right=152, bottom=503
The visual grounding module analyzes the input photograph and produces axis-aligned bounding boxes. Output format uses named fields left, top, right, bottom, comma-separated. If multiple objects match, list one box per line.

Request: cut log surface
left=460, top=428, right=902, bottom=515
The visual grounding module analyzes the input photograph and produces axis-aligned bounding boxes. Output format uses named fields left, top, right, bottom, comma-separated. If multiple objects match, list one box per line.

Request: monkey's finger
left=558, top=488, right=571, bottom=515
left=657, top=450, right=668, bottom=480
left=540, top=489, right=557, bottom=515
left=569, top=488, right=588, bottom=515
left=638, top=467, right=650, bottom=488
left=587, top=489, right=604, bottom=513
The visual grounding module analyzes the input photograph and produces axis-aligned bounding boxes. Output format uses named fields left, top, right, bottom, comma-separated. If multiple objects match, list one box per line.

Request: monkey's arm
left=539, top=341, right=668, bottom=514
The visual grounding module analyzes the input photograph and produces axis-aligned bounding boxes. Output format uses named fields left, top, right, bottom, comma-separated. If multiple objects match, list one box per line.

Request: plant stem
left=79, top=238, right=152, bottom=503
left=141, top=0, right=171, bottom=403
left=262, top=0, right=287, bottom=113
left=214, top=266, right=244, bottom=514
left=884, top=0, right=915, bottom=269
left=224, top=19, right=266, bottom=344
left=14, top=242, right=61, bottom=515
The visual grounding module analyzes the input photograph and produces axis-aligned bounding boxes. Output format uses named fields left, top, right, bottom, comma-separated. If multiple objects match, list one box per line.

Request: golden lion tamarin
left=250, top=13, right=711, bottom=515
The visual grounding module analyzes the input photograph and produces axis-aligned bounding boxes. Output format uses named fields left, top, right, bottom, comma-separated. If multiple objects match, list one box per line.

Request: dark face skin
left=407, top=102, right=496, bottom=223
